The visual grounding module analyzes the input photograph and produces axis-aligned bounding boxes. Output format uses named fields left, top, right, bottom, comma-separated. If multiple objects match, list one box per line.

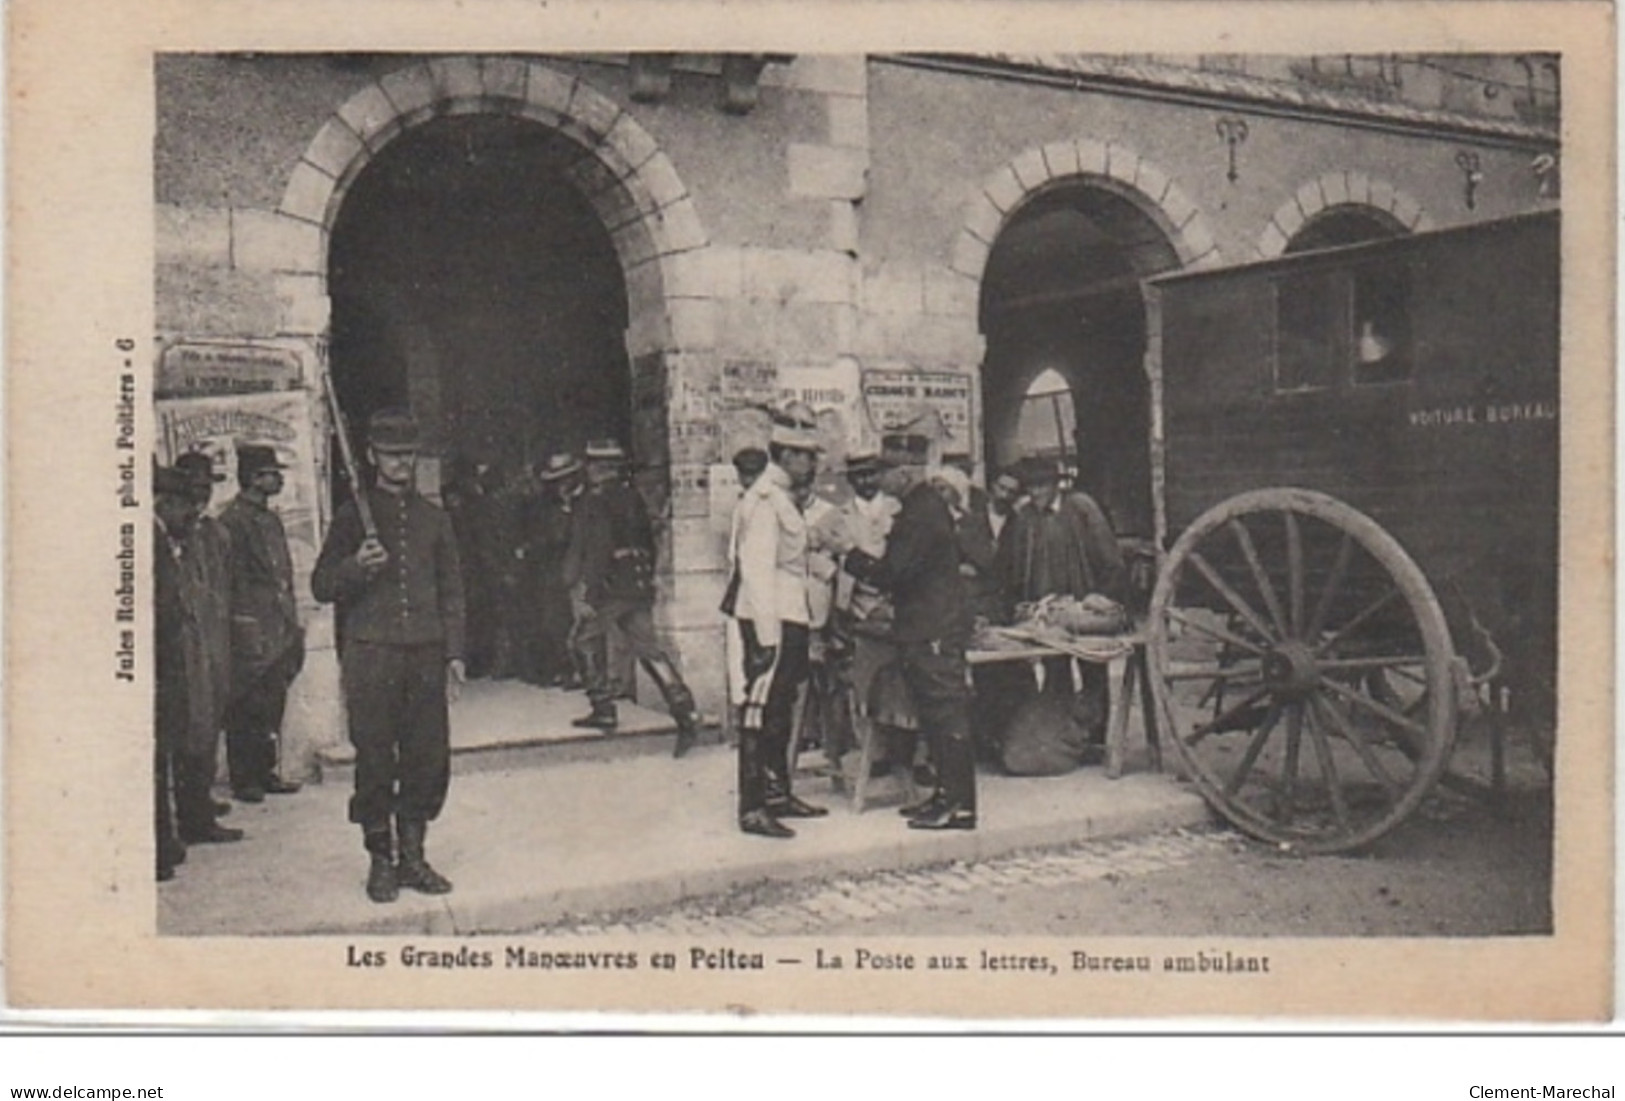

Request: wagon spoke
left=1188, top=550, right=1280, bottom=643
left=1221, top=703, right=1283, bottom=798
left=1315, top=585, right=1401, bottom=656
left=1312, top=694, right=1402, bottom=801
left=1279, top=700, right=1303, bottom=815
left=1182, top=686, right=1273, bottom=747
left=1229, top=518, right=1290, bottom=639
left=1307, top=532, right=1354, bottom=642
left=1165, top=607, right=1268, bottom=657
left=1285, top=511, right=1305, bottom=638
left=1304, top=701, right=1352, bottom=832
left=1320, top=676, right=1431, bottom=747
left=1316, top=654, right=1429, bottom=672
left=1163, top=660, right=1264, bottom=682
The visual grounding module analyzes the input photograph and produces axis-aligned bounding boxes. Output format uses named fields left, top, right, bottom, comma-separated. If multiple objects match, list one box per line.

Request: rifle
left=321, top=373, right=378, bottom=541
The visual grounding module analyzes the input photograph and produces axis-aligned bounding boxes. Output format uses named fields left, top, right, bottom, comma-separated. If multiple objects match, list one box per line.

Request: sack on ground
left=1001, top=690, right=1093, bottom=776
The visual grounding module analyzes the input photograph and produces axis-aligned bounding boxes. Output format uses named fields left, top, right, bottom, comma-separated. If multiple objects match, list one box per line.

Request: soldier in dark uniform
left=170, top=451, right=243, bottom=845
left=564, top=439, right=702, bottom=757
left=312, top=409, right=466, bottom=904
left=843, top=435, right=979, bottom=830
left=218, top=445, right=305, bottom=803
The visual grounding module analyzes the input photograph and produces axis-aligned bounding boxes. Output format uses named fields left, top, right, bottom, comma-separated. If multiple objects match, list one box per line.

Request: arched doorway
left=980, top=183, right=1180, bottom=539
left=328, top=112, right=631, bottom=683
left=1285, top=204, right=1408, bottom=253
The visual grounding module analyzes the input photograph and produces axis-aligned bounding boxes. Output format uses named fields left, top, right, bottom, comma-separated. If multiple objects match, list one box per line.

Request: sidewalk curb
left=300, top=788, right=1212, bottom=936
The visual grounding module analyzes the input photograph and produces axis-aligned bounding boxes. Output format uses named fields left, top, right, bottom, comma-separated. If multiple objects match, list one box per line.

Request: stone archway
left=1255, top=172, right=1433, bottom=258
left=955, top=140, right=1221, bottom=541
left=270, top=56, right=708, bottom=370
left=950, top=139, right=1226, bottom=289
left=272, top=58, right=721, bottom=753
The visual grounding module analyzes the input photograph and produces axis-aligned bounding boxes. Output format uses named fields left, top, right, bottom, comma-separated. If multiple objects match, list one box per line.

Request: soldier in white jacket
left=731, top=405, right=827, bottom=838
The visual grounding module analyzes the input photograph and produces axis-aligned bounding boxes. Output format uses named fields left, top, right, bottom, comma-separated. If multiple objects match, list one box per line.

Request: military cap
left=175, top=450, right=226, bottom=485
left=367, top=408, right=421, bottom=453
left=584, top=438, right=628, bottom=462
left=235, top=443, right=289, bottom=476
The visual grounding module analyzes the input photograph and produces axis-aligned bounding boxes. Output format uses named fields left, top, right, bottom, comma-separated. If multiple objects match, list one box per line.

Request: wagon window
left=1350, top=262, right=1412, bottom=385
left=1274, top=270, right=1339, bottom=392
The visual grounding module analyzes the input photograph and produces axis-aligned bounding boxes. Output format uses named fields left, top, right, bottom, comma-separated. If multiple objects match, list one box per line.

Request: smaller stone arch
left=951, top=138, right=1225, bottom=289
left=1256, top=172, right=1435, bottom=259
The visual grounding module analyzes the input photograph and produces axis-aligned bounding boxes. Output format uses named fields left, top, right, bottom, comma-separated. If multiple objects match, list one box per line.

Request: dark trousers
left=897, top=638, right=976, bottom=813
left=225, top=646, right=298, bottom=792
left=575, top=599, right=697, bottom=719
left=341, top=641, right=451, bottom=832
left=154, top=747, right=179, bottom=873
left=174, top=744, right=221, bottom=838
left=737, top=620, right=810, bottom=816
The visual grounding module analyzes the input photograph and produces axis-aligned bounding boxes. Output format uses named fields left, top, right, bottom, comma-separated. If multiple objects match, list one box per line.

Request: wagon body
left=1138, top=213, right=1559, bottom=851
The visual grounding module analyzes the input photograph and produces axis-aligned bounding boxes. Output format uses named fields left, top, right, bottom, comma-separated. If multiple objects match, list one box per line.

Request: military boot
left=363, top=826, right=397, bottom=904
left=395, top=819, right=453, bottom=895
left=571, top=701, right=618, bottom=730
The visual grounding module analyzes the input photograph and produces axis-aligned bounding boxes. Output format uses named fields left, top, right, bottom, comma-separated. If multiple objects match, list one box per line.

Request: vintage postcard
left=4, top=0, right=1614, bottom=1020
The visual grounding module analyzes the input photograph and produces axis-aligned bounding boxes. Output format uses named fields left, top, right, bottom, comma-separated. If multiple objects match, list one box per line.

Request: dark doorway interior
left=979, top=186, right=1179, bottom=540
left=329, top=114, right=631, bottom=485
left=328, top=114, right=632, bottom=689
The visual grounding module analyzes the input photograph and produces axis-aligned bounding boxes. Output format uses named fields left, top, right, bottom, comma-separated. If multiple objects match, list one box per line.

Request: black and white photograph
left=5, top=0, right=1614, bottom=1023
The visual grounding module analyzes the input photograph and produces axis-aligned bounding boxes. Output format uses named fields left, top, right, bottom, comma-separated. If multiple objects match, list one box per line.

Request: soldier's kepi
left=312, top=407, right=467, bottom=905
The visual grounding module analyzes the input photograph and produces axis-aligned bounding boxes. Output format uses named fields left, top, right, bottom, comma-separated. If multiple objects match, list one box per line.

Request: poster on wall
left=156, top=389, right=324, bottom=612
left=861, top=369, right=975, bottom=458
left=776, top=356, right=871, bottom=460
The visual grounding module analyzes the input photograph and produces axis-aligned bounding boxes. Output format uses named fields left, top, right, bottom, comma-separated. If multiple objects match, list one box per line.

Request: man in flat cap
left=563, top=439, right=703, bottom=757
left=169, top=451, right=243, bottom=845
left=219, top=444, right=305, bottom=804
left=313, top=408, right=465, bottom=904
left=730, top=405, right=828, bottom=838
left=842, top=433, right=978, bottom=830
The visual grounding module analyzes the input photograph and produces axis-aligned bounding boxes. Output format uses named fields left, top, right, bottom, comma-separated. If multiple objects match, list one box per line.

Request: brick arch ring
left=271, top=55, right=707, bottom=347
left=950, top=139, right=1226, bottom=288
left=1255, top=172, right=1434, bottom=259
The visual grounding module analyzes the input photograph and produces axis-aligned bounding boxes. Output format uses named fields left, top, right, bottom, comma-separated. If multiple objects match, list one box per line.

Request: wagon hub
left=1263, top=641, right=1320, bottom=699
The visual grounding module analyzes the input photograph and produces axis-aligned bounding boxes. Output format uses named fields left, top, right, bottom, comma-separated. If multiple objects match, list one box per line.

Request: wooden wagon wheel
left=1149, top=488, right=1458, bottom=853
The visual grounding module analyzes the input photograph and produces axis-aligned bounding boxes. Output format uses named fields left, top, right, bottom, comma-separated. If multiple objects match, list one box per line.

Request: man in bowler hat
left=313, top=408, right=466, bottom=904
left=218, top=444, right=305, bottom=803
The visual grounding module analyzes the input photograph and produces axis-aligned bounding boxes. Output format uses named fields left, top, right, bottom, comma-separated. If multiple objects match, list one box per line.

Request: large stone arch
left=1255, top=172, right=1434, bottom=258
left=950, top=139, right=1225, bottom=291
left=271, top=55, right=708, bottom=361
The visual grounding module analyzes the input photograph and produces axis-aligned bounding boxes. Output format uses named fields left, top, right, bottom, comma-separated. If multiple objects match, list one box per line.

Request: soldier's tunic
left=563, top=479, right=698, bottom=721
left=312, top=487, right=466, bottom=832
left=219, top=493, right=304, bottom=794
left=732, top=462, right=812, bottom=816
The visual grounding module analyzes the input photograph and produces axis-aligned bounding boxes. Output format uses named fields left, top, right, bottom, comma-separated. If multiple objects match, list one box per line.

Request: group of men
left=153, top=445, right=305, bottom=882
left=155, top=398, right=1124, bottom=899
left=721, top=403, right=1128, bottom=840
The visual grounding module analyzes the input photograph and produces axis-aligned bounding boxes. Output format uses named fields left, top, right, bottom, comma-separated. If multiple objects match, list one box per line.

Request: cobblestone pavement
left=536, top=827, right=1241, bottom=937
